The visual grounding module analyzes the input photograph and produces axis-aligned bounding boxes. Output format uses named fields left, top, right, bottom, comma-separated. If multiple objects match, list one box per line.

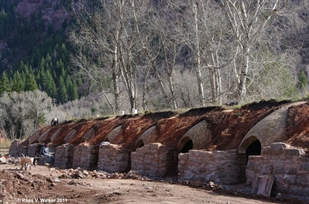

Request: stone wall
left=98, top=144, right=130, bottom=173
left=9, top=140, right=29, bottom=157
left=9, top=140, right=21, bottom=157
left=178, top=149, right=240, bottom=184
left=54, top=144, right=75, bottom=169
left=246, top=142, right=309, bottom=199
left=72, top=143, right=98, bottom=170
left=131, top=143, right=174, bottom=178
left=27, top=143, right=42, bottom=157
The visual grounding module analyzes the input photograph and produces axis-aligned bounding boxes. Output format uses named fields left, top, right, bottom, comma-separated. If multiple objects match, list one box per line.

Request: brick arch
left=238, top=102, right=305, bottom=154
left=135, top=126, right=158, bottom=145
left=177, top=120, right=211, bottom=151
left=50, top=128, right=63, bottom=143
left=133, top=139, right=144, bottom=151
left=29, top=127, right=50, bottom=144
left=64, top=129, right=76, bottom=143
left=238, top=136, right=259, bottom=154
left=176, top=136, right=193, bottom=152
left=37, top=129, right=51, bottom=144
left=82, top=128, right=96, bottom=142
left=105, top=125, right=122, bottom=143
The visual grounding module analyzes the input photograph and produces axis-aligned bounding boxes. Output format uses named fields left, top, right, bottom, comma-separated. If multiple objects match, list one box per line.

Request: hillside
left=0, top=0, right=77, bottom=104
left=1, top=0, right=309, bottom=134
left=15, top=0, right=67, bottom=29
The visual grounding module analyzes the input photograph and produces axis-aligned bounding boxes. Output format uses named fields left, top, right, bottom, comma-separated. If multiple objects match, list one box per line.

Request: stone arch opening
left=238, top=136, right=262, bottom=182
left=133, top=139, right=144, bottom=151
left=172, top=136, right=194, bottom=176
left=177, top=136, right=193, bottom=153
left=246, top=140, right=261, bottom=162
left=239, top=136, right=260, bottom=154
left=105, top=125, right=123, bottom=143
left=181, top=140, right=193, bottom=153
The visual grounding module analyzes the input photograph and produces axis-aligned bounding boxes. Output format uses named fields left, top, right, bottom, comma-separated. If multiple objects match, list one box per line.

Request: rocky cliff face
left=15, top=0, right=69, bottom=30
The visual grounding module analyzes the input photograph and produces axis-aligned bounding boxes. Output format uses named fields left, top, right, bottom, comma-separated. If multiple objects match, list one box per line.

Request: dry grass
left=0, top=138, right=11, bottom=148
left=0, top=138, right=10, bottom=155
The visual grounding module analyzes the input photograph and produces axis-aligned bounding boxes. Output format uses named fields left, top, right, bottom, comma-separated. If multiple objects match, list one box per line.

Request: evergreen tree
left=66, top=76, right=79, bottom=100
left=58, top=76, right=67, bottom=103
left=49, top=79, right=57, bottom=99
left=19, top=61, right=30, bottom=76
left=56, top=59, right=65, bottom=72
left=20, top=71, right=26, bottom=88
left=76, top=75, right=83, bottom=87
left=25, top=73, right=38, bottom=91
left=59, top=43, right=69, bottom=60
left=0, top=4, right=73, bottom=102
left=44, top=70, right=57, bottom=98
left=12, top=71, right=24, bottom=92
left=46, top=53, right=51, bottom=63
left=39, top=68, right=47, bottom=88
left=0, top=71, right=10, bottom=95
left=39, top=56, right=46, bottom=70
left=60, top=66, right=66, bottom=79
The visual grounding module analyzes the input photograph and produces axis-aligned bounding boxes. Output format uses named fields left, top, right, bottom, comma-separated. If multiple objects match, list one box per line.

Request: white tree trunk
left=193, top=2, right=206, bottom=107
left=222, top=0, right=288, bottom=102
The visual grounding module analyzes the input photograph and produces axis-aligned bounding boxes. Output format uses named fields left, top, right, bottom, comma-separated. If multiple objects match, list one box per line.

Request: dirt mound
left=286, top=102, right=309, bottom=151
left=241, top=99, right=291, bottom=111
left=142, top=111, right=177, bottom=121
left=0, top=164, right=303, bottom=204
left=0, top=169, right=55, bottom=202
left=179, top=106, right=224, bottom=117
left=0, top=166, right=115, bottom=204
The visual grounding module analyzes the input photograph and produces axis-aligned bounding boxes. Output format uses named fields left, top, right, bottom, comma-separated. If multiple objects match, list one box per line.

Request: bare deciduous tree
left=69, top=0, right=159, bottom=113
left=0, top=91, right=53, bottom=140
left=219, top=0, right=290, bottom=102
left=67, top=0, right=303, bottom=113
left=167, top=1, right=236, bottom=105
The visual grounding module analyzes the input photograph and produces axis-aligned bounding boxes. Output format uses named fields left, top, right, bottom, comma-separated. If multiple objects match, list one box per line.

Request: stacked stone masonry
left=98, top=144, right=130, bottom=173
left=131, top=143, right=171, bottom=177
left=8, top=138, right=309, bottom=201
left=178, top=149, right=240, bottom=184
left=55, top=144, right=75, bottom=169
left=9, top=140, right=22, bottom=157
left=27, top=143, right=41, bottom=157
left=9, top=140, right=29, bottom=157
left=246, top=142, right=309, bottom=198
left=72, top=143, right=98, bottom=170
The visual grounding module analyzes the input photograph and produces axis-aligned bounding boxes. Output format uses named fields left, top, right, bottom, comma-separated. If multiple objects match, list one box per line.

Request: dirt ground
left=3, top=101, right=309, bottom=204
left=0, top=163, right=302, bottom=204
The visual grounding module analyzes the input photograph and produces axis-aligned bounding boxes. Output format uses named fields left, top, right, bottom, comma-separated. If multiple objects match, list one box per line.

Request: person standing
left=51, top=118, right=59, bottom=126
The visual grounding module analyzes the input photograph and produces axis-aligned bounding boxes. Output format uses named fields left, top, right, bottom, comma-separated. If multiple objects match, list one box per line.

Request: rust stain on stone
left=52, top=121, right=78, bottom=145
left=24, top=100, right=309, bottom=152
left=88, top=116, right=130, bottom=145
